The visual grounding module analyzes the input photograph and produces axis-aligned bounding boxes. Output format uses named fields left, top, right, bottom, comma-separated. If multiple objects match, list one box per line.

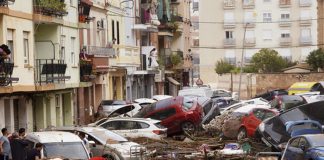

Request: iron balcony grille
left=36, top=59, right=70, bottom=85
left=0, top=60, right=18, bottom=86
left=80, top=61, right=93, bottom=82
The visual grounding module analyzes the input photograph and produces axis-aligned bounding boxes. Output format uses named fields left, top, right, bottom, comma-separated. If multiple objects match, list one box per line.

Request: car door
left=148, top=108, right=177, bottom=131
left=86, top=134, right=104, bottom=157
left=283, top=137, right=300, bottom=160
left=100, top=120, right=123, bottom=134
left=245, top=109, right=264, bottom=136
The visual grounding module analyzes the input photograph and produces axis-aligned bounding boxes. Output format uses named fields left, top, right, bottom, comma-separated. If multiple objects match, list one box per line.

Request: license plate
left=261, top=137, right=272, bottom=147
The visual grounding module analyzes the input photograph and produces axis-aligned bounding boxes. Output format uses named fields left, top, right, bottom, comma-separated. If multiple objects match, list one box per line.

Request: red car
left=134, top=96, right=203, bottom=135
left=224, top=104, right=278, bottom=140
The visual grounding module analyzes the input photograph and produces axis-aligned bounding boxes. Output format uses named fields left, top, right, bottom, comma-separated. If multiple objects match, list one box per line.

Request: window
left=281, top=32, right=290, bottom=38
left=278, top=48, right=292, bottom=61
left=112, top=20, right=115, bottom=43
left=253, top=109, right=265, bottom=120
left=224, top=12, right=234, bottom=23
left=280, top=0, right=291, bottom=5
left=264, top=111, right=275, bottom=119
left=262, top=30, right=272, bottom=40
left=301, top=28, right=311, bottom=38
left=71, top=37, right=75, bottom=65
left=60, top=36, right=65, bottom=60
left=244, top=49, right=256, bottom=63
left=298, top=138, right=309, bottom=149
left=263, top=12, right=272, bottom=22
left=149, top=108, right=176, bottom=120
left=244, top=11, right=255, bottom=23
left=7, top=29, right=14, bottom=62
left=243, top=0, right=254, bottom=5
left=23, top=31, right=29, bottom=64
left=225, top=31, right=234, bottom=39
left=225, top=50, right=236, bottom=65
left=70, top=0, right=73, bottom=6
left=281, top=13, right=290, bottom=20
left=300, top=10, right=310, bottom=20
left=139, top=122, right=150, bottom=129
left=290, top=138, right=300, bottom=148
left=117, top=21, right=120, bottom=44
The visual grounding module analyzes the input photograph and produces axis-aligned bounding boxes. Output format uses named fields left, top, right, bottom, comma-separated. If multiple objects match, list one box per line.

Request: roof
left=282, top=63, right=312, bottom=72
left=26, top=131, right=82, bottom=143
left=233, top=104, right=271, bottom=114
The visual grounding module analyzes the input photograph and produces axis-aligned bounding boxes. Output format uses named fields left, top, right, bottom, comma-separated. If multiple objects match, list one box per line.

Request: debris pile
left=202, top=110, right=243, bottom=139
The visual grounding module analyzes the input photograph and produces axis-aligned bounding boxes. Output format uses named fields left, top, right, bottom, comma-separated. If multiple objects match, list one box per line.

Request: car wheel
left=182, top=121, right=195, bottom=134
left=237, top=127, right=247, bottom=140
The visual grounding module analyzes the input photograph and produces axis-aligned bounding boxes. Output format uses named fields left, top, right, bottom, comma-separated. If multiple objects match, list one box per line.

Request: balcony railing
left=300, top=0, right=312, bottom=7
left=80, top=61, right=94, bottom=82
left=242, top=0, right=255, bottom=9
left=244, top=21, right=256, bottom=28
left=34, top=0, right=68, bottom=17
left=36, top=59, right=70, bottom=85
left=87, top=46, right=116, bottom=57
left=224, top=19, right=236, bottom=28
left=280, top=37, right=292, bottom=46
left=224, top=0, right=235, bottom=9
left=279, top=0, right=291, bottom=7
left=300, top=36, right=312, bottom=45
left=279, top=19, right=292, bottom=27
left=0, top=0, right=14, bottom=7
left=0, top=60, right=18, bottom=86
left=300, top=17, right=312, bottom=26
left=223, top=38, right=236, bottom=47
left=244, top=37, right=256, bottom=47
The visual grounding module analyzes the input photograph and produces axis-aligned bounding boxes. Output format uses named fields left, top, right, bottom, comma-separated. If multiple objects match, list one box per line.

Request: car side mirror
left=89, top=140, right=96, bottom=147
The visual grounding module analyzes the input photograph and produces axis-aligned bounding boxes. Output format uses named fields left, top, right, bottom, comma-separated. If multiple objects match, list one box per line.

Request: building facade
left=199, top=0, right=318, bottom=86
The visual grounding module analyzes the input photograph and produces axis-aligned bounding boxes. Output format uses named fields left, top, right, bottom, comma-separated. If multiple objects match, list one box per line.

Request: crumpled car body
left=257, top=101, right=324, bottom=150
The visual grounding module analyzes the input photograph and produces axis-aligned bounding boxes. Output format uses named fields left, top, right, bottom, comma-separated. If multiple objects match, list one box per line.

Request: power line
left=191, top=43, right=324, bottom=50
left=107, top=13, right=324, bottom=24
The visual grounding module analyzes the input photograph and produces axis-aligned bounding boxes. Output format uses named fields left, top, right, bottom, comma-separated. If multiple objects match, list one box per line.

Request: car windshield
left=43, top=142, right=88, bottom=159
left=91, top=130, right=128, bottom=143
left=183, top=97, right=194, bottom=110
left=108, top=105, right=135, bottom=117
left=94, top=118, right=108, bottom=126
left=101, top=100, right=126, bottom=105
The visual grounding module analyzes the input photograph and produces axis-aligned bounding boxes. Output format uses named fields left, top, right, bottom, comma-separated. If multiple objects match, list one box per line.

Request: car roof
left=26, top=131, right=82, bottom=143
left=234, top=104, right=271, bottom=113
left=152, top=95, right=173, bottom=101
left=134, top=98, right=156, bottom=104
left=107, top=117, right=161, bottom=123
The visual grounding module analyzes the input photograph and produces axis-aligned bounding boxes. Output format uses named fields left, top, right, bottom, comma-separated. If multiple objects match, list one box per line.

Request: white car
left=107, top=103, right=143, bottom=118
left=220, top=98, right=270, bottom=114
left=97, top=118, right=167, bottom=140
left=51, top=127, right=145, bottom=160
left=25, top=131, right=90, bottom=159
left=178, top=88, right=213, bottom=97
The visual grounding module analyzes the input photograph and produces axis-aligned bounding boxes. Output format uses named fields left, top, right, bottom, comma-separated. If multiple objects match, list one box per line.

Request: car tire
left=181, top=121, right=196, bottom=134
left=237, top=127, right=247, bottom=141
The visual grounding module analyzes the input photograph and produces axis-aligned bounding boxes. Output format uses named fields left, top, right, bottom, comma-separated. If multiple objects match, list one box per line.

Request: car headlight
left=316, top=151, right=324, bottom=157
left=259, top=122, right=265, bottom=132
left=120, top=149, right=131, bottom=156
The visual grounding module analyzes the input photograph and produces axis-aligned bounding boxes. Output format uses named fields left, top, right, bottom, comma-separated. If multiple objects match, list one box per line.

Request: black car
left=254, top=89, right=288, bottom=101
left=256, top=101, right=324, bottom=151
left=270, top=95, right=307, bottom=111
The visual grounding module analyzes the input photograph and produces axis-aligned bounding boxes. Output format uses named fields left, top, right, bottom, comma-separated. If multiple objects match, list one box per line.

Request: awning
left=167, top=77, right=180, bottom=86
left=81, top=0, right=93, bottom=6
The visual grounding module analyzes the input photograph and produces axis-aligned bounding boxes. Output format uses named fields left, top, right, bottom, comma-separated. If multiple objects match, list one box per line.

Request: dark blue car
left=282, top=134, right=324, bottom=160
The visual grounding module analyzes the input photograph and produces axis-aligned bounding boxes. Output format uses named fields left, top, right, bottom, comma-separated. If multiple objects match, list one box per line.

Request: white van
left=25, top=131, right=90, bottom=159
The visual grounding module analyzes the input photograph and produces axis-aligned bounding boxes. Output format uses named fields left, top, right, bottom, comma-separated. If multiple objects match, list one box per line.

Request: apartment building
left=199, top=0, right=318, bottom=86
left=0, top=0, right=81, bottom=132
left=191, top=0, right=200, bottom=82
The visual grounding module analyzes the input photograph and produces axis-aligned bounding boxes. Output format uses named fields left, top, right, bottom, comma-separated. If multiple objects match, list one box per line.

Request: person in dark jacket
left=10, top=128, right=29, bottom=160
left=26, top=143, right=42, bottom=160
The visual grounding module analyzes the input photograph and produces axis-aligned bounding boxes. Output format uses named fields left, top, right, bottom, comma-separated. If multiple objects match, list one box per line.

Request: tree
left=215, top=60, right=234, bottom=75
left=170, top=54, right=182, bottom=67
left=250, top=48, right=288, bottom=73
left=306, top=48, right=324, bottom=71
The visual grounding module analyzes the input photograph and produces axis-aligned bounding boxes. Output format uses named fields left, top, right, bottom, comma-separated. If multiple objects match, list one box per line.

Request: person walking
left=11, top=128, right=28, bottom=160
left=26, top=143, right=42, bottom=160
left=0, top=128, right=11, bottom=160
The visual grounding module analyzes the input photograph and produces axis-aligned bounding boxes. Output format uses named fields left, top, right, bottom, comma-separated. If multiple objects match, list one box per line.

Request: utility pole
left=238, top=23, right=249, bottom=100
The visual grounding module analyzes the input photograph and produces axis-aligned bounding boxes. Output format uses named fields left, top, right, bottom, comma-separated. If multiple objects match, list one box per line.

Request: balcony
left=80, top=61, right=94, bottom=82
left=300, top=17, right=312, bottom=26
left=0, top=61, right=18, bottom=86
left=279, top=19, right=292, bottom=27
left=244, top=21, right=256, bottom=28
left=224, top=0, right=235, bottom=9
left=224, top=20, right=236, bottom=28
left=0, top=0, right=14, bottom=7
left=242, top=0, right=255, bottom=9
left=78, top=0, right=93, bottom=23
left=244, top=37, right=256, bottom=47
left=35, top=59, right=70, bottom=85
left=280, top=37, right=292, bottom=46
left=299, top=0, right=312, bottom=7
left=33, top=0, right=68, bottom=17
left=300, top=36, right=312, bottom=45
left=223, top=38, right=236, bottom=47
left=87, top=46, right=115, bottom=73
left=279, top=0, right=291, bottom=7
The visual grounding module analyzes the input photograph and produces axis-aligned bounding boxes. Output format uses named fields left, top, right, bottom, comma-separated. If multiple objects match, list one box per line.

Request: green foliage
left=215, top=60, right=235, bottom=75
left=170, top=54, right=182, bottom=66
left=243, top=65, right=258, bottom=73
left=250, top=48, right=288, bottom=73
left=306, top=48, right=324, bottom=71
left=36, top=0, right=67, bottom=14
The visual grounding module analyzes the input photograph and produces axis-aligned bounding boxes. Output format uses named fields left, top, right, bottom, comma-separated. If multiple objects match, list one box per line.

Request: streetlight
left=238, top=22, right=249, bottom=100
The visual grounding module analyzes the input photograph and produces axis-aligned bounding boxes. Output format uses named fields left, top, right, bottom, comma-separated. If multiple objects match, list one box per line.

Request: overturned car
left=256, top=101, right=324, bottom=151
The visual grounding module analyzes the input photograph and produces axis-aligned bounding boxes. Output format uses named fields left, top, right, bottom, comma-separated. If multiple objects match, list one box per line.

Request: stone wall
left=216, top=72, right=324, bottom=100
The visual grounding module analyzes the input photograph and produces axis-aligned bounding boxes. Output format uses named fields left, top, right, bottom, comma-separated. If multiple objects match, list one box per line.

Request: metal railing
left=0, top=60, right=18, bottom=86
left=80, top=61, right=93, bottom=82
left=35, top=59, right=70, bottom=85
